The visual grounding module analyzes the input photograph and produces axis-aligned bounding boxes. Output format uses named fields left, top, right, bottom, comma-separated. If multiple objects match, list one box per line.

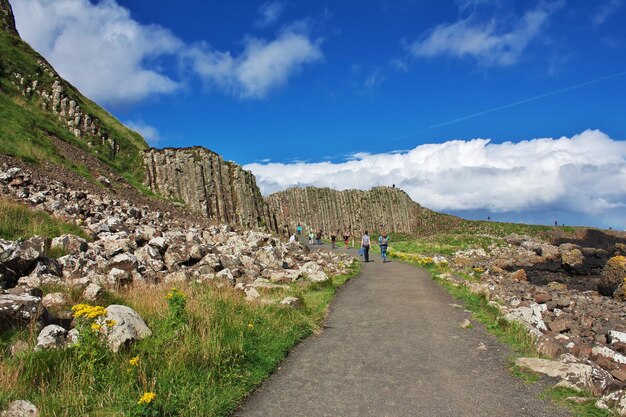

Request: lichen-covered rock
left=1, top=400, right=38, bottom=417
left=35, top=324, right=68, bottom=350
left=143, top=148, right=277, bottom=231
left=601, top=256, right=626, bottom=297
left=42, top=292, right=66, bottom=308
left=0, top=293, right=43, bottom=329
left=516, top=356, right=613, bottom=396
left=104, top=305, right=151, bottom=352
left=300, top=261, right=328, bottom=283
left=82, top=283, right=102, bottom=301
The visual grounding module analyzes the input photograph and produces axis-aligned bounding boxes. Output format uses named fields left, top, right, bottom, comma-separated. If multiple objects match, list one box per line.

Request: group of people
left=288, top=224, right=390, bottom=264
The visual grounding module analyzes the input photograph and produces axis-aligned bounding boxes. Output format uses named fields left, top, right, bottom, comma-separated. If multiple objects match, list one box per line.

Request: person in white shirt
left=289, top=233, right=297, bottom=243
left=361, top=231, right=371, bottom=262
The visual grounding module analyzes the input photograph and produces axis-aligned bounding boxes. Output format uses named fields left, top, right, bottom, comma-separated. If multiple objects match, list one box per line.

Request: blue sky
left=10, top=0, right=626, bottom=229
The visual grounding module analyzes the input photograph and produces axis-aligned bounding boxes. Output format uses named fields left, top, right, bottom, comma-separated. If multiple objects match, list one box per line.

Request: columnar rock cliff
left=266, top=186, right=462, bottom=236
left=143, top=148, right=277, bottom=232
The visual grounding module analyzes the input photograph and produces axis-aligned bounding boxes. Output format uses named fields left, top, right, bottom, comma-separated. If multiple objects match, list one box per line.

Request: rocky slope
left=0, top=0, right=147, bottom=181
left=144, top=148, right=278, bottom=232
left=266, top=186, right=463, bottom=236
left=0, top=163, right=353, bottom=325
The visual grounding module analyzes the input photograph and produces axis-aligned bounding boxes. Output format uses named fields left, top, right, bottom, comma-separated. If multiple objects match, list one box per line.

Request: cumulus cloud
left=12, top=0, right=181, bottom=105
left=592, top=0, right=623, bottom=26
left=185, top=29, right=323, bottom=99
left=125, top=120, right=161, bottom=145
left=256, top=2, right=285, bottom=27
left=410, top=1, right=563, bottom=66
left=245, top=130, right=626, bottom=221
left=12, top=0, right=322, bottom=103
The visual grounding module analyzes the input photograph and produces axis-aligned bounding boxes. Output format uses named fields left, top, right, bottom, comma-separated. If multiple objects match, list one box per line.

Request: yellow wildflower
left=72, top=304, right=107, bottom=320
left=138, top=392, right=156, bottom=405
left=91, top=323, right=102, bottom=332
left=129, top=356, right=140, bottom=367
left=248, top=323, right=254, bottom=330
left=106, top=319, right=116, bottom=327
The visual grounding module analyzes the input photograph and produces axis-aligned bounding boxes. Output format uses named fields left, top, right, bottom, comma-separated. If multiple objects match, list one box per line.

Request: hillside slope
left=0, top=0, right=147, bottom=188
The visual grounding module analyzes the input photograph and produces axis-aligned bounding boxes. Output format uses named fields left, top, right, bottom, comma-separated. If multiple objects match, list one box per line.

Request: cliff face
left=144, top=148, right=277, bottom=232
left=0, top=0, right=18, bottom=36
left=266, top=186, right=462, bottom=236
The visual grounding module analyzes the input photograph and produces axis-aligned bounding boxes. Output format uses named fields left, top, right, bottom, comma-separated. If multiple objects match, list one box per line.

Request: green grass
left=0, top=199, right=88, bottom=241
left=541, top=387, right=614, bottom=417
left=0, top=261, right=360, bottom=416
left=0, top=28, right=149, bottom=192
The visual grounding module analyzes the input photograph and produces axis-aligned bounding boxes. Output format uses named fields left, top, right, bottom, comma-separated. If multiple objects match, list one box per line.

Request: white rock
left=104, top=305, right=152, bottom=352
left=504, top=302, right=547, bottom=333
left=608, top=330, right=626, bottom=345
left=82, top=283, right=102, bottom=301
left=35, top=325, right=67, bottom=350
left=42, top=293, right=66, bottom=308
left=1, top=400, right=38, bottom=417
left=280, top=297, right=302, bottom=308
left=592, top=345, right=626, bottom=365
left=245, top=288, right=261, bottom=301
left=516, top=357, right=613, bottom=396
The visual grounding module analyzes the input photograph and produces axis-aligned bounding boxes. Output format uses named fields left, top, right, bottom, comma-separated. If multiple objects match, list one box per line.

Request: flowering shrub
left=387, top=248, right=435, bottom=266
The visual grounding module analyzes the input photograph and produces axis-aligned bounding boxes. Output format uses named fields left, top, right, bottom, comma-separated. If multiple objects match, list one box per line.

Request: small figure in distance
left=297, top=223, right=302, bottom=235
left=361, top=231, right=371, bottom=262
left=316, top=230, right=323, bottom=245
left=308, top=231, right=315, bottom=245
left=331, top=231, right=337, bottom=249
left=378, top=232, right=390, bottom=263
left=289, top=232, right=297, bottom=243
left=343, top=230, right=350, bottom=248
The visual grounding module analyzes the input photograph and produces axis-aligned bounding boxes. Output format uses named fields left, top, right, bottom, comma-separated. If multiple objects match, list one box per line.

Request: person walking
left=331, top=231, right=337, bottom=249
left=316, top=230, right=323, bottom=245
left=308, top=231, right=314, bottom=245
left=343, top=231, right=350, bottom=248
left=289, top=233, right=297, bottom=243
left=378, top=233, right=390, bottom=263
left=361, top=231, right=371, bottom=262
left=297, top=224, right=303, bottom=235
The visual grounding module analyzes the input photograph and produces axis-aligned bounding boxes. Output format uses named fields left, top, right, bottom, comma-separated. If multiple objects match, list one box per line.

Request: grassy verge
left=388, top=240, right=608, bottom=417
left=0, top=260, right=360, bottom=416
left=0, top=198, right=88, bottom=241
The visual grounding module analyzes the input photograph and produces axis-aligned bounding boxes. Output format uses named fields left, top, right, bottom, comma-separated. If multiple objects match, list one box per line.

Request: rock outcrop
left=143, top=148, right=277, bottom=232
left=266, top=186, right=462, bottom=236
left=0, top=0, right=18, bottom=36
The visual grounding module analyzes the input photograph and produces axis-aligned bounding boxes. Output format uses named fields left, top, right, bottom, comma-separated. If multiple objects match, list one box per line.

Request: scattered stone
left=104, top=305, right=152, bottom=352
left=280, top=297, right=302, bottom=308
left=35, top=325, right=68, bottom=350
left=42, top=292, right=66, bottom=308
left=1, top=400, right=38, bottom=417
left=459, top=319, right=472, bottom=329
left=82, top=283, right=103, bottom=301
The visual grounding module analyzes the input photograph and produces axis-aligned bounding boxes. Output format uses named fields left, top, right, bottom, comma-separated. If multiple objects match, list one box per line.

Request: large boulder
left=0, top=293, right=43, bottom=329
left=35, top=324, right=68, bottom=350
left=104, top=305, right=152, bottom=352
left=516, top=355, right=614, bottom=396
left=600, top=256, right=626, bottom=297
left=1, top=400, right=38, bottom=417
left=504, top=302, right=547, bottom=335
left=299, top=261, right=329, bottom=282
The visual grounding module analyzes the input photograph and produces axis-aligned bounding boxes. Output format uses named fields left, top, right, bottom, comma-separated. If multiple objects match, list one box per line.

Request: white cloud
left=256, top=2, right=285, bottom=27
left=12, top=0, right=322, bottom=103
left=186, top=29, right=323, bottom=99
left=12, top=0, right=181, bottom=105
left=125, top=120, right=160, bottom=145
left=592, top=0, right=623, bottom=26
left=410, top=1, right=563, bottom=66
left=245, top=130, right=626, bottom=222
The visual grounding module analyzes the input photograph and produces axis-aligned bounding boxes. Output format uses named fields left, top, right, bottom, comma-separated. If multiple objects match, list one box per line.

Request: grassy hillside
left=0, top=19, right=148, bottom=187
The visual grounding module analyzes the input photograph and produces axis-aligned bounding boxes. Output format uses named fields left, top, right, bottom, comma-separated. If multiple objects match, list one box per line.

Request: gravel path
left=236, top=249, right=571, bottom=417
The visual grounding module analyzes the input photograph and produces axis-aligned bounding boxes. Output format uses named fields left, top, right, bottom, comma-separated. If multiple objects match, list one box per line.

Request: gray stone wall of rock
left=0, top=0, right=18, bottom=36
left=266, top=186, right=462, bottom=236
left=143, top=148, right=277, bottom=232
